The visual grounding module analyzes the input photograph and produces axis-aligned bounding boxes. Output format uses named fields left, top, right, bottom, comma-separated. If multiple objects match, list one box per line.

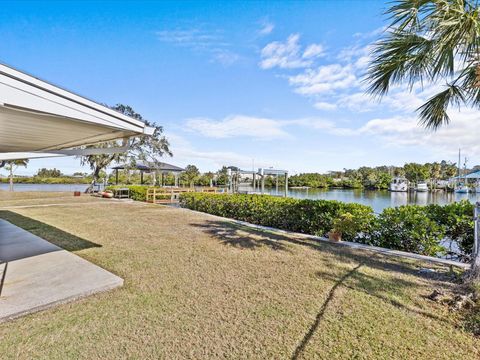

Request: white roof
left=0, top=63, right=154, bottom=158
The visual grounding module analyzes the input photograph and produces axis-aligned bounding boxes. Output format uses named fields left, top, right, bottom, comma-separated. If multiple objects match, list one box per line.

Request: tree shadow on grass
left=191, top=220, right=289, bottom=251
left=192, top=220, right=457, bottom=283
left=314, top=267, right=453, bottom=325
left=191, top=219, right=459, bottom=354
left=292, top=263, right=364, bottom=360
left=0, top=210, right=101, bottom=253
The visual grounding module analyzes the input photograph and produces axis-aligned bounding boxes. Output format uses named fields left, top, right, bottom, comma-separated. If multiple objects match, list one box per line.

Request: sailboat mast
left=458, top=148, right=461, bottom=177
left=457, top=148, right=461, bottom=186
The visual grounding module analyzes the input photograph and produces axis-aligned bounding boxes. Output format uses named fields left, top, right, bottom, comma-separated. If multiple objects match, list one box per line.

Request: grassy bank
left=0, top=192, right=478, bottom=358
left=179, top=193, right=474, bottom=258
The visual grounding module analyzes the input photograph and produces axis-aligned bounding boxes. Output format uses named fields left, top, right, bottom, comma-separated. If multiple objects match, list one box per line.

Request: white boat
left=415, top=181, right=428, bottom=192
left=389, top=177, right=408, bottom=192
left=455, top=183, right=469, bottom=193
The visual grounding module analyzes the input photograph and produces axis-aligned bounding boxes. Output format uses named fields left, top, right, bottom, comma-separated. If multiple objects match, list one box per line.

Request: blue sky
left=1, top=0, right=477, bottom=176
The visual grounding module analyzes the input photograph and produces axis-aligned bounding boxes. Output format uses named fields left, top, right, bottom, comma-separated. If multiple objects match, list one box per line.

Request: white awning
left=0, top=63, right=154, bottom=159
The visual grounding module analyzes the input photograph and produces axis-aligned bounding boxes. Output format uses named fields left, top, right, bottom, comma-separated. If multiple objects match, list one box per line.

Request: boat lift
left=227, top=167, right=289, bottom=197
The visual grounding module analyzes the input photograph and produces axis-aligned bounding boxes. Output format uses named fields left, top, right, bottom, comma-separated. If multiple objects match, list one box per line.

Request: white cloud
left=291, top=118, right=355, bottom=136
left=184, top=114, right=360, bottom=140
left=288, top=64, right=357, bottom=95
left=267, top=34, right=446, bottom=120
left=157, top=28, right=239, bottom=66
left=357, top=109, right=480, bottom=157
left=303, top=44, right=325, bottom=59
left=314, top=101, right=337, bottom=111
left=353, top=26, right=387, bottom=40
left=185, top=115, right=291, bottom=140
left=211, top=49, right=240, bottom=66
left=259, top=34, right=324, bottom=69
left=167, top=133, right=282, bottom=170
left=258, top=20, right=275, bottom=36
left=336, top=92, right=376, bottom=112
left=156, top=29, right=224, bottom=49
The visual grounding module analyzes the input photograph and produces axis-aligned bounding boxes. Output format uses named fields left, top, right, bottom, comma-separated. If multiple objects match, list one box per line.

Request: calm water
left=0, top=183, right=90, bottom=192
left=2, top=183, right=479, bottom=213
left=241, top=186, right=480, bottom=213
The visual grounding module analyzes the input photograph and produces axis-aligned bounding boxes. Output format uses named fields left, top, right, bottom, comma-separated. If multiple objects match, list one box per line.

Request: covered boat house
left=111, top=161, right=184, bottom=186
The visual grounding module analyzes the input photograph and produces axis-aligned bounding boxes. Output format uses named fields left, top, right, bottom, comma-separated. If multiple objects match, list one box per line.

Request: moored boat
left=389, top=177, right=408, bottom=192
left=455, top=183, right=469, bottom=193
left=415, top=181, right=428, bottom=192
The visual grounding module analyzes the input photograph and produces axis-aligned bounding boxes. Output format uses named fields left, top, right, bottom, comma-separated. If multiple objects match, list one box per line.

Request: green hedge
left=425, top=201, right=475, bottom=254
left=367, top=206, right=446, bottom=256
left=179, top=193, right=375, bottom=242
left=106, top=185, right=152, bottom=201
left=179, top=193, right=475, bottom=258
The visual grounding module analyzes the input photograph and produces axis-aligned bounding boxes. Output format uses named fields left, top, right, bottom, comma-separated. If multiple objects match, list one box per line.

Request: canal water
left=2, top=183, right=479, bottom=213
left=0, top=183, right=90, bottom=193
left=240, top=186, right=480, bottom=213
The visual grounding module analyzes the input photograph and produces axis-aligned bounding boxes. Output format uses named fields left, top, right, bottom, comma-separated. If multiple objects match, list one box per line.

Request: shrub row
left=179, top=193, right=475, bottom=258
left=106, top=185, right=153, bottom=201
left=180, top=193, right=375, bottom=242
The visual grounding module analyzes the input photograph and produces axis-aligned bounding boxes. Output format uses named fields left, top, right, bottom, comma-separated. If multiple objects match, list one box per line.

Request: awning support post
left=284, top=172, right=288, bottom=198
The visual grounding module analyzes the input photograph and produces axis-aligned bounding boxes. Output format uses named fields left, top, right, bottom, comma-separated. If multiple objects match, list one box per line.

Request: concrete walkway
left=0, top=219, right=123, bottom=321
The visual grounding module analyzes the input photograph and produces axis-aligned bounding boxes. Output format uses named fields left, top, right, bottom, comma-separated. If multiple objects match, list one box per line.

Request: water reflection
left=0, top=184, right=89, bottom=192
left=2, top=183, right=479, bottom=213
left=241, top=186, right=479, bottom=213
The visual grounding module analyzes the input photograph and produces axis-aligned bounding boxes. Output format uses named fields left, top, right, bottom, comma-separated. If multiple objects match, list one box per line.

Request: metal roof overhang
left=451, top=170, right=480, bottom=180
left=111, top=161, right=184, bottom=172
left=0, top=63, right=154, bottom=160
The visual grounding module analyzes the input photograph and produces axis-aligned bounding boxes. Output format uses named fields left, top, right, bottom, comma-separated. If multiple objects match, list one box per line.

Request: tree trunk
left=85, top=167, right=101, bottom=193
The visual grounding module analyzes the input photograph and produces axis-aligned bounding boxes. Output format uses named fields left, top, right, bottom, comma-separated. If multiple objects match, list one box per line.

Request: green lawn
left=0, top=192, right=478, bottom=359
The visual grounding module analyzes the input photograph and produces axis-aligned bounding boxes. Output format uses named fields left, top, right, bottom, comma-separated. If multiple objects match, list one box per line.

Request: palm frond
left=387, top=0, right=436, bottom=31
left=457, top=62, right=480, bottom=105
left=417, top=84, right=465, bottom=129
left=366, top=31, right=434, bottom=95
left=366, top=0, right=480, bottom=130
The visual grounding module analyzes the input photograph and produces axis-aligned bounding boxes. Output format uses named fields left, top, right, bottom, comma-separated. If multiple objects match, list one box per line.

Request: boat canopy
left=0, top=63, right=154, bottom=160
left=111, top=161, right=184, bottom=173
left=450, top=170, right=480, bottom=180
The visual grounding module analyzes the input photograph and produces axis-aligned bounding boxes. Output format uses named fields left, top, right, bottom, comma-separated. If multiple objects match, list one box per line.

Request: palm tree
left=366, top=0, right=480, bottom=281
left=367, top=0, right=480, bottom=130
left=4, top=159, right=29, bottom=192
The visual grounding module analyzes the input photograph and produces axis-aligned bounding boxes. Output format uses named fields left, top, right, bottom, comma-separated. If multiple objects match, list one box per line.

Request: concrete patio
left=0, top=219, right=123, bottom=321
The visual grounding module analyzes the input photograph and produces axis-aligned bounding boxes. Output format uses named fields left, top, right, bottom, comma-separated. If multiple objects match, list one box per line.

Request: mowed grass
left=0, top=192, right=478, bottom=359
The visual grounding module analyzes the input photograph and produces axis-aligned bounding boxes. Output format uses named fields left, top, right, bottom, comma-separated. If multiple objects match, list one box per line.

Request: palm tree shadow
left=192, top=219, right=458, bottom=357
left=291, top=263, right=364, bottom=359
